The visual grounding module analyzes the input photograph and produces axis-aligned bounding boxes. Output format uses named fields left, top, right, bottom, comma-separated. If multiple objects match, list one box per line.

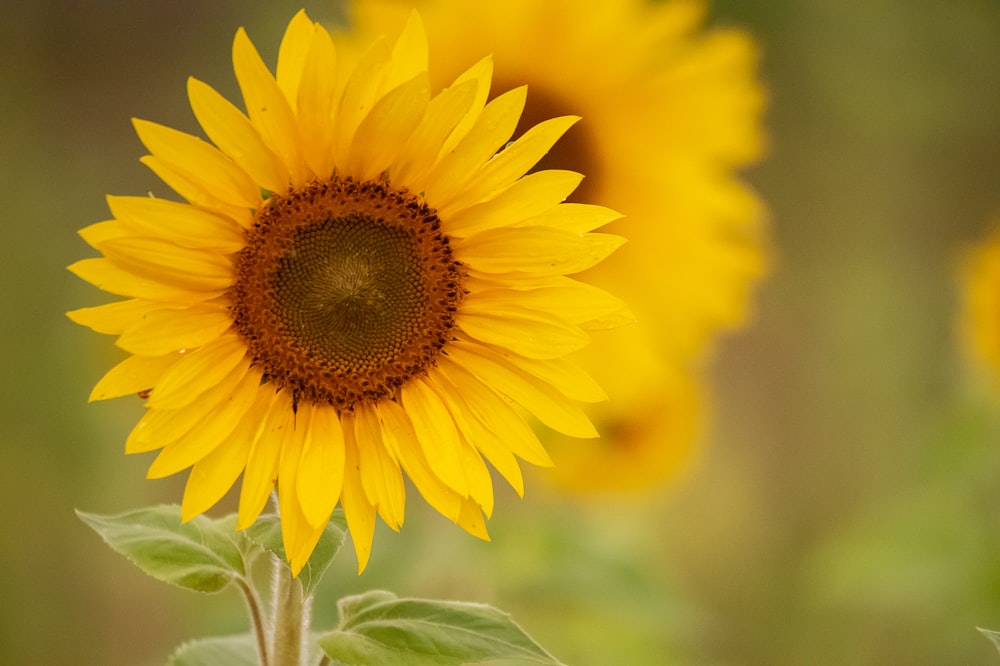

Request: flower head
left=346, top=0, right=768, bottom=491
left=68, top=10, right=625, bottom=574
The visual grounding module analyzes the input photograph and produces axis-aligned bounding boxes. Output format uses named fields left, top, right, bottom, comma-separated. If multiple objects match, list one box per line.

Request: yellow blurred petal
left=238, top=390, right=291, bottom=529
left=146, top=333, right=247, bottom=410
left=423, top=86, right=526, bottom=209
left=233, top=27, right=306, bottom=183
left=89, top=353, right=179, bottom=402
left=68, top=258, right=225, bottom=303
left=400, top=378, right=468, bottom=497
left=132, top=119, right=260, bottom=208
left=444, top=116, right=580, bottom=215
left=458, top=227, right=626, bottom=277
left=457, top=302, right=589, bottom=360
left=443, top=170, right=584, bottom=238
left=187, top=77, right=289, bottom=195
left=67, top=298, right=164, bottom=336
left=115, top=304, right=232, bottom=356
left=348, top=74, right=430, bottom=181
left=354, top=406, right=406, bottom=530
left=296, top=403, right=346, bottom=527
left=145, top=361, right=255, bottom=478
left=106, top=195, right=245, bottom=253
left=181, top=388, right=273, bottom=521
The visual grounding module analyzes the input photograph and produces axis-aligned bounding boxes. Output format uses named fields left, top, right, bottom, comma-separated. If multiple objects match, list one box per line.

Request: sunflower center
left=230, top=177, right=463, bottom=412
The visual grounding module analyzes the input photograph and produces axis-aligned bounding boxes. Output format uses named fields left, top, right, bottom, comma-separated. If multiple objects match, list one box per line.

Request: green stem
left=236, top=577, right=270, bottom=666
left=270, top=556, right=308, bottom=666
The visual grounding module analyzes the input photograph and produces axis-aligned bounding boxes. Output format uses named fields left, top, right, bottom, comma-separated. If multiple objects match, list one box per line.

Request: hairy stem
left=236, top=577, right=270, bottom=666
left=270, top=556, right=308, bottom=666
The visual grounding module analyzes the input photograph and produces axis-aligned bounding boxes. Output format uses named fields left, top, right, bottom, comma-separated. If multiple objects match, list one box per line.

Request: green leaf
left=77, top=505, right=245, bottom=593
left=244, top=510, right=347, bottom=596
left=979, top=627, right=1000, bottom=654
left=319, top=590, right=565, bottom=665
left=167, top=634, right=259, bottom=666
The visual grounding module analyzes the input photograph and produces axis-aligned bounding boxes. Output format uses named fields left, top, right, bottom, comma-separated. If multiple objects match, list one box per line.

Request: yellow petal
left=457, top=227, right=626, bottom=277
left=296, top=25, right=339, bottom=179
left=275, top=9, right=315, bottom=108
left=187, top=77, right=289, bottom=195
left=68, top=298, right=165, bottom=336
left=434, top=355, right=552, bottom=466
left=354, top=405, right=406, bottom=531
left=340, top=418, right=377, bottom=573
left=444, top=116, right=580, bottom=215
left=333, top=37, right=390, bottom=166
left=128, top=356, right=251, bottom=454
left=347, top=74, right=430, bottom=181
left=467, top=277, right=634, bottom=330
left=376, top=400, right=464, bottom=522
left=452, top=339, right=597, bottom=438
left=132, top=119, right=260, bottom=208
left=146, top=360, right=256, bottom=479
left=400, top=378, right=468, bottom=497
left=423, top=86, right=526, bottom=209
left=443, top=170, right=584, bottom=238
left=383, top=10, right=428, bottom=93
left=503, top=355, right=607, bottom=404
left=116, top=304, right=232, bottom=356
left=181, top=388, right=273, bottom=521
left=238, top=390, right=291, bottom=529
left=520, top=202, right=623, bottom=234
left=106, top=195, right=246, bottom=253
left=455, top=497, right=490, bottom=542
left=68, top=258, right=225, bottom=303
left=233, top=27, right=306, bottom=183
left=278, top=408, right=324, bottom=575
left=146, top=333, right=247, bottom=410
left=456, top=302, right=590, bottom=360
left=89, top=353, right=180, bottom=402
left=296, top=403, right=346, bottom=527
left=389, top=79, right=478, bottom=188
left=427, top=372, right=524, bottom=496
left=139, top=155, right=255, bottom=226
left=98, top=237, right=233, bottom=292
left=437, top=57, right=494, bottom=157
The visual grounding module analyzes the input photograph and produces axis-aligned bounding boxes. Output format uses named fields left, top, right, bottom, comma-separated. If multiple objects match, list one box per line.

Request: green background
left=2, top=1, right=1000, bottom=663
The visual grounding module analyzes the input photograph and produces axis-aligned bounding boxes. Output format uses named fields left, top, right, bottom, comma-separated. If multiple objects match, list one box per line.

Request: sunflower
left=960, top=222, right=1000, bottom=386
left=68, top=10, right=626, bottom=574
left=345, top=0, right=768, bottom=491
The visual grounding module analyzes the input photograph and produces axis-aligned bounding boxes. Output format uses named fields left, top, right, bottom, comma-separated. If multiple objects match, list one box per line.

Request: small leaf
left=979, top=627, right=1000, bottom=654
left=167, top=634, right=259, bottom=666
left=319, top=590, right=565, bottom=665
left=77, top=505, right=244, bottom=593
left=244, top=511, right=347, bottom=596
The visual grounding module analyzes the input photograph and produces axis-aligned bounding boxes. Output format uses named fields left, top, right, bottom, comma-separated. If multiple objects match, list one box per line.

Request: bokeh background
left=4, top=1, right=1000, bottom=663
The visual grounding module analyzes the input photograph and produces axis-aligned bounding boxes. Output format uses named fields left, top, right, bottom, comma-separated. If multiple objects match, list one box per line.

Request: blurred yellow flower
left=961, top=222, right=1000, bottom=385
left=68, top=10, right=626, bottom=574
left=346, top=0, right=768, bottom=492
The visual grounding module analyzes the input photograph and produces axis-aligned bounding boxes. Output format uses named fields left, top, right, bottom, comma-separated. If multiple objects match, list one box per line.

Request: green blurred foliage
left=3, top=0, right=999, bottom=663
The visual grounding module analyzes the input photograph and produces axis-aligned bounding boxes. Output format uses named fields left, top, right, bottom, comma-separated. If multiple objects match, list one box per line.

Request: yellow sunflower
left=68, top=10, right=626, bottom=574
left=960, top=222, right=1000, bottom=385
left=345, top=0, right=768, bottom=492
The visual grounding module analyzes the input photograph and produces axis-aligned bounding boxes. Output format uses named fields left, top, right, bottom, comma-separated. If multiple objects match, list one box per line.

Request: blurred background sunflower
left=4, top=1, right=1000, bottom=664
